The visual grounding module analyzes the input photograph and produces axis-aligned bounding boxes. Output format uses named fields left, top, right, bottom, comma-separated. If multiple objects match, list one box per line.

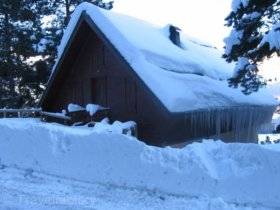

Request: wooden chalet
left=40, top=3, right=276, bottom=146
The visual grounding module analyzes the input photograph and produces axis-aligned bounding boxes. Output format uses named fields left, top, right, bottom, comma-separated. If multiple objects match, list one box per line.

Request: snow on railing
left=40, top=111, right=71, bottom=120
left=0, top=108, right=137, bottom=137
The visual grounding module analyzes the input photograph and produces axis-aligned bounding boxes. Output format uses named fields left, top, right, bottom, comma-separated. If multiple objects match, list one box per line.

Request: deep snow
left=0, top=119, right=280, bottom=209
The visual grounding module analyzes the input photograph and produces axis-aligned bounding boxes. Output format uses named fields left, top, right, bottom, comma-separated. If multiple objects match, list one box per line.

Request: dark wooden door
left=91, top=77, right=107, bottom=107
left=125, top=78, right=137, bottom=115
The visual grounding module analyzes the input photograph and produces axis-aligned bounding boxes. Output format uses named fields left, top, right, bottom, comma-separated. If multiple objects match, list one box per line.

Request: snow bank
left=0, top=119, right=280, bottom=208
left=263, top=142, right=280, bottom=152
left=92, top=118, right=136, bottom=135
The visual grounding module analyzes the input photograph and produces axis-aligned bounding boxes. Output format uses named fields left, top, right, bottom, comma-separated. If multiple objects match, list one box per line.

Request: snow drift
left=0, top=119, right=280, bottom=208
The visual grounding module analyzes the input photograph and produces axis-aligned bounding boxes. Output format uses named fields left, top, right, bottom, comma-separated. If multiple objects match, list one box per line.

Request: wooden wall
left=47, top=23, right=167, bottom=145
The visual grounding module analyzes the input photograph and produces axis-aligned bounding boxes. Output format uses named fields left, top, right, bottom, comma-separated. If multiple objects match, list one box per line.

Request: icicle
left=185, top=105, right=275, bottom=142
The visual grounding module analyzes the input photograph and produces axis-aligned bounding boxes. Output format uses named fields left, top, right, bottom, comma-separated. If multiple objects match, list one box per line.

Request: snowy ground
left=0, top=119, right=280, bottom=209
left=0, top=166, right=258, bottom=210
left=258, top=113, right=280, bottom=143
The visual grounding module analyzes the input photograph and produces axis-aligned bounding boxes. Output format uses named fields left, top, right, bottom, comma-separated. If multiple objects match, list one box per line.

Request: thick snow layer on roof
left=51, top=3, right=276, bottom=112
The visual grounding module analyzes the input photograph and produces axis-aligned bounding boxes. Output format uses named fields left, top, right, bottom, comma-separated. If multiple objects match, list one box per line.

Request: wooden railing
left=0, top=108, right=72, bottom=125
left=0, top=108, right=42, bottom=118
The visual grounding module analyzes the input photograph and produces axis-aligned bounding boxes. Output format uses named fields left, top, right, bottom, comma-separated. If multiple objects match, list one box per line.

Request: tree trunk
left=65, top=0, right=70, bottom=25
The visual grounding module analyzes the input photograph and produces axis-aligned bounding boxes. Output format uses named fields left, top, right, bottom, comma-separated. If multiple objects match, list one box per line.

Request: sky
left=113, top=0, right=232, bottom=49
left=113, top=0, right=280, bottom=81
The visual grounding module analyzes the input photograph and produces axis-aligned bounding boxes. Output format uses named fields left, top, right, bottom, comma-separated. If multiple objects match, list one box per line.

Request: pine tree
left=224, top=0, right=280, bottom=94
left=61, top=0, right=113, bottom=24
left=37, top=0, right=114, bottom=85
left=30, top=0, right=114, bottom=107
left=0, top=0, right=113, bottom=108
left=0, top=0, right=44, bottom=107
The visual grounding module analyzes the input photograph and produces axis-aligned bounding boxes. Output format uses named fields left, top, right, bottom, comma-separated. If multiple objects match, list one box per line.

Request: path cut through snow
left=0, top=166, right=263, bottom=210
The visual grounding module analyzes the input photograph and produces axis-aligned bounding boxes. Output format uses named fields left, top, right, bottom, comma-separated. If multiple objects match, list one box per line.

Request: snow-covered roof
left=51, top=3, right=276, bottom=112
